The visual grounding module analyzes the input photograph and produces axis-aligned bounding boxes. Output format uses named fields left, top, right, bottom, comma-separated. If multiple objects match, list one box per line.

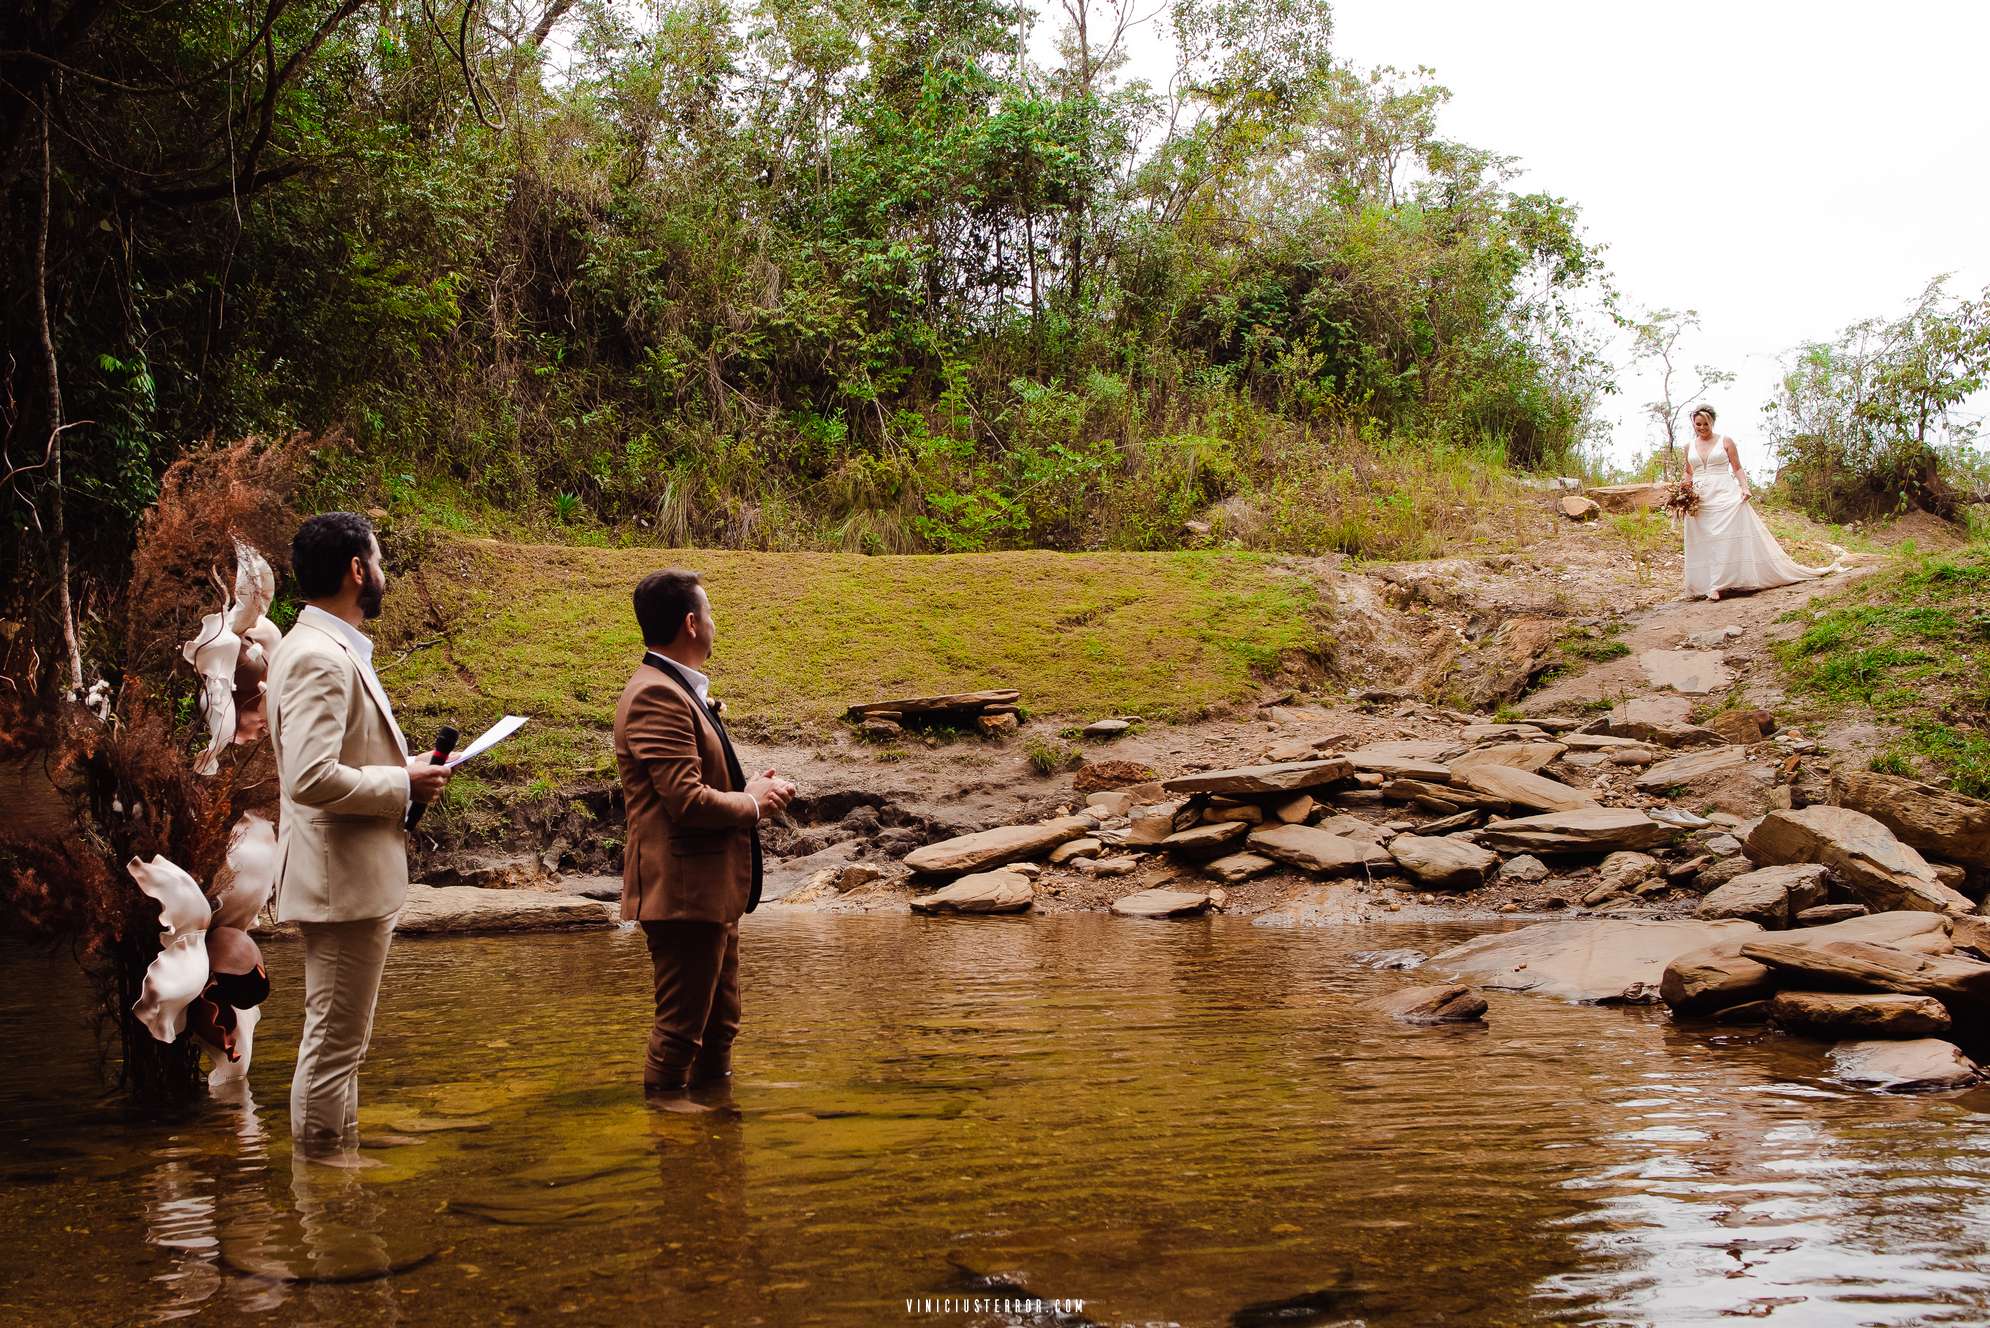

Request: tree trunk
left=35, top=89, right=83, bottom=694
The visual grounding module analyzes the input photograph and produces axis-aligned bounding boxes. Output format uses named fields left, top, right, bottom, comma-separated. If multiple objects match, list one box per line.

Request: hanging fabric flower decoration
left=182, top=540, right=282, bottom=774
left=130, top=856, right=212, bottom=1043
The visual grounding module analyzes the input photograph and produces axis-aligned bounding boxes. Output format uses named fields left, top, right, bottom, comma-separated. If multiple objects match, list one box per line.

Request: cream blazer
left=267, top=614, right=412, bottom=923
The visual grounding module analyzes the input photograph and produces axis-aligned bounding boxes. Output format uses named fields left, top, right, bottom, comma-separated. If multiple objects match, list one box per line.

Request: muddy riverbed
left=6, top=915, right=1990, bottom=1326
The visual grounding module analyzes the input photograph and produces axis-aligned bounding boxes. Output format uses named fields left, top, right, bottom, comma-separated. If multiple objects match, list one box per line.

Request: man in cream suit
left=266, top=513, right=453, bottom=1158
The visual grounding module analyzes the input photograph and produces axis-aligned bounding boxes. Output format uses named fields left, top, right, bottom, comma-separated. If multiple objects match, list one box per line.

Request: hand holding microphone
left=406, top=725, right=459, bottom=828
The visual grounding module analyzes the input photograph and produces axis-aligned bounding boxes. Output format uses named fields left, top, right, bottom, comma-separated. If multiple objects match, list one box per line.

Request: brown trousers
left=640, top=919, right=740, bottom=1086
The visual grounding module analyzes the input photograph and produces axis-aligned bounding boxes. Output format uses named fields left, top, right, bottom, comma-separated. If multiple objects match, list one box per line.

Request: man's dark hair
left=634, top=569, right=704, bottom=645
left=291, top=512, right=377, bottom=599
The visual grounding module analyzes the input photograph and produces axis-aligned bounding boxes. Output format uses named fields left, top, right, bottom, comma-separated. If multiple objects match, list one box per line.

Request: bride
left=1681, top=405, right=1838, bottom=601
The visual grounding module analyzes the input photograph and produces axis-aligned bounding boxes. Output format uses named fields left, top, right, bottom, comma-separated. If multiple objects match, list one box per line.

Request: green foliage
left=1766, top=278, right=1990, bottom=521
left=4, top=0, right=1617, bottom=597
left=1023, top=736, right=1084, bottom=776
left=1777, top=543, right=1990, bottom=796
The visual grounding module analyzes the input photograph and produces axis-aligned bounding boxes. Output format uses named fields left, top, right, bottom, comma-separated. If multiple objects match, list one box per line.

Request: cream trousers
left=290, top=915, right=395, bottom=1150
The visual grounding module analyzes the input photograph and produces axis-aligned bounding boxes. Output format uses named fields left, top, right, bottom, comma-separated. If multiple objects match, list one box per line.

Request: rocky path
left=1523, top=561, right=1875, bottom=719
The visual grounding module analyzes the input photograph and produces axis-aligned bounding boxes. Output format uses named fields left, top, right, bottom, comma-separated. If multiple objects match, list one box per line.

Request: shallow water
left=5, top=915, right=1990, bottom=1326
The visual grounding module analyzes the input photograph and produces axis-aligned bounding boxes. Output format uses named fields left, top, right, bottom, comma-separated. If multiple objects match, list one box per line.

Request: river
left=4, top=914, right=1989, bottom=1326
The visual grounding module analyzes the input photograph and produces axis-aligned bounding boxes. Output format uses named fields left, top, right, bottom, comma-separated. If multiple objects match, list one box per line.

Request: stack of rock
left=847, top=689, right=1023, bottom=739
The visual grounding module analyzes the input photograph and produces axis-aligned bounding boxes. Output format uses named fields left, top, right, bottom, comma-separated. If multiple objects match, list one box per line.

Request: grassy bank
left=376, top=539, right=1333, bottom=790
left=1776, top=541, right=1990, bottom=797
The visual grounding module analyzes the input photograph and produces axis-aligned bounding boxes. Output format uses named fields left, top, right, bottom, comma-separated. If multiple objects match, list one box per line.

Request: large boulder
left=1660, top=945, right=1774, bottom=1016
left=1448, top=763, right=1596, bottom=813
left=1828, top=1039, right=1981, bottom=1092
left=1832, top=769, right=1990, bottom=868
left=905, top=816, right=1095, bottom=876
left=392, top=884, right=616, bottom=936
left=1427, top=918, right=1760, bottom=1004
left=1247, top=824, right=1395, bottom=875
left=1587, top=481, right=1670, bottom=513
left=909, top=870, right=1035, bottom=914
left=1768, top=991, right=1951, bottom=1039
left=1387, top=834, right=1498, bottom=890
left=1109, top=887, right=1213, bottom=919
left=1372, top=984, right=1488, bottom=1024
left=1743, top=806, right=1971, bottom=915
left=1476, top=808, right=1674, bottom=856
left=1162, top=758, right=1355, bottom=796
left=1696, top=864, right=1832, bottom=929
left=1444, top=617, right=1561, bottom=710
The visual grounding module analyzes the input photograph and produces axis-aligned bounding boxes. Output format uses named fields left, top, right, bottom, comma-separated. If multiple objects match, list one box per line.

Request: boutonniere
left=708, top=695, right=728, bottom=718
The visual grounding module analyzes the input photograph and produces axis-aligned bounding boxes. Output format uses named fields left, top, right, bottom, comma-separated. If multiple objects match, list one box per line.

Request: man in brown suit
left=615, top=569, right=794, bottom=1099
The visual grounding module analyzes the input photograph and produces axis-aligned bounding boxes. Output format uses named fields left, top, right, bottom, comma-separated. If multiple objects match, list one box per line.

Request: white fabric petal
left=203, top=1004, right=259, bottom=1086
left=226, top=541, right=277, bottom=634
left=129, top=855, right=213, bottom=941
left=209, top=814, right=277, bottom=930
left=133, top=933, right=209, bottom=1044
left=184, top=608, right=242, bottom=776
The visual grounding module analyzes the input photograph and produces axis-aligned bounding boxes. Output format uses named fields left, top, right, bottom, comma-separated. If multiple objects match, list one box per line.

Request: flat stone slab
left=1430, top=918, right=1762, bottom=1004
left=1109, top=888, right=1213, bottom=919
left=1770, top=991, right=1951, bottom=1038
left=1451, top=741, right=1566, bottom=774
left=1162, top=758, right=1355, bottom=796
left=909, top=870, right=1035, bottom=914
left=1343, top=750, right=1454, bottom=782
left=1829, top=1038, right=1981, bottom=1092
left=1639, top=649, right=1731, bottom=695
left=1476, top=808, right=1673, bottom=856
left=1448, top=763, right=1596, bottom=813
left=1635, top=746, right=1750, bottom=793
left=904, top=816, right=1094, bottom=876
left=1247, top=824, right=1395, bottom=875
left=1162, top=821, right=1250, bottom=854
left=558, top=874, right=622, bottom=902
left=1740, top=939, right=1990, bottom=1007
left=393, top=885, right=617, bottom=937
left=1082, top=718, right=1132, bottom=738
left=1204, top=852, right=1276, bottom=883
left=1460, top=723, right=1551, bottom=743
left=847, top=689, right=1020, bottom=721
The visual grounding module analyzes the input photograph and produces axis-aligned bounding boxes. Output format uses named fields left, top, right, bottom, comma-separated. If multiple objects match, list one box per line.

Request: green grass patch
left=1777, top=543, right=1990, bottom=797
left=376, top=539, right=1334, bottom=787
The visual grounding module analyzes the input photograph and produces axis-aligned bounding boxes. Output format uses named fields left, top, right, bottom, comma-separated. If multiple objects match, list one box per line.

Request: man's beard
left=358, top=566, right=385, bottom=620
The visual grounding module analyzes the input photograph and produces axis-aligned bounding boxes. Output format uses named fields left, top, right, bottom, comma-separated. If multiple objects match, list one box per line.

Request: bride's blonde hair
left=1691, top=405, right=1717, bottom=423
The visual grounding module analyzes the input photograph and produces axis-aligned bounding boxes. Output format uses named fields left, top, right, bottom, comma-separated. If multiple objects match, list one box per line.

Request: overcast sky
left=1322, top=0, right=1990, bottom=468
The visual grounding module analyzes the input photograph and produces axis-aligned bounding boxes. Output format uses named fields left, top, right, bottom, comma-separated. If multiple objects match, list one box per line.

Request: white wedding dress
left=1682, top=436, right=1838, bottom=599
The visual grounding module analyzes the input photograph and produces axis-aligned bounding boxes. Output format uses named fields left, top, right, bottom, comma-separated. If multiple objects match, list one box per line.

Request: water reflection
left=6, top=917, right=1990, bottom=1325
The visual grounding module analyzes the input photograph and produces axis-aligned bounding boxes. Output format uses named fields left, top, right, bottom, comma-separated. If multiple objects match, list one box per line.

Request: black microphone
left=406, top=725, right=459, bottom=830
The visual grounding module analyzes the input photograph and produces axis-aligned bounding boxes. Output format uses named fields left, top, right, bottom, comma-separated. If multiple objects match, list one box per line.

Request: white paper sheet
left=444, top=714, right=529, bottom=768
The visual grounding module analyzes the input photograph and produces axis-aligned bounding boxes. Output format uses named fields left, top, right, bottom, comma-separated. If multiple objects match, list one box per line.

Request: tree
left=1766, top=278, right=1989, bottom=519
left=1624, top=308, right=1733, bottom=482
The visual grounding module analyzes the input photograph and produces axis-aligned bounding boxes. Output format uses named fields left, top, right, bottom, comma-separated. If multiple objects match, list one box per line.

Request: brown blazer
left=613, top=660, right=758, bottom=923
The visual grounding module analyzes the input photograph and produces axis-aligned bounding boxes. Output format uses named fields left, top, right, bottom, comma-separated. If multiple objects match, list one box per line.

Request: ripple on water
left=5, top=916, right=1990, bottom=1325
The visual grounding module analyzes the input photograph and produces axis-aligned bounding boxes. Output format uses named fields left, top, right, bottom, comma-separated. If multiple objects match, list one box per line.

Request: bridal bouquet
left=1662, top=482, right=1700, bottom=516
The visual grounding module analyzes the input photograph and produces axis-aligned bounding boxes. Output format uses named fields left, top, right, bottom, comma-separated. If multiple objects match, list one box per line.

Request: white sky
left=1322, top=0, right=1990, bottom=469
